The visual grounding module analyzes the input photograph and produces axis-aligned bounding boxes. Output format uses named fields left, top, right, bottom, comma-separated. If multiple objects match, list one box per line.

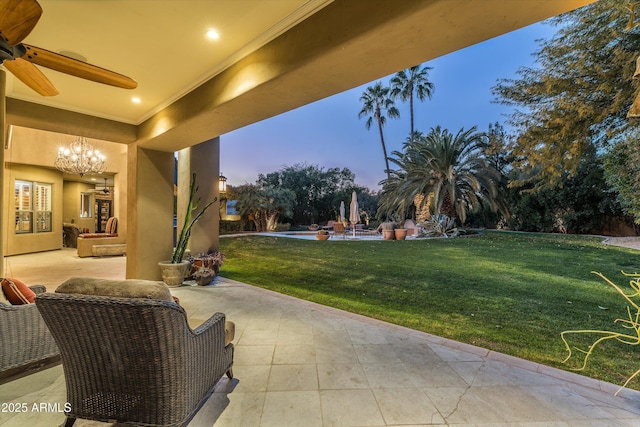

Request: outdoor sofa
left=76, top=217, right=126, bottom=257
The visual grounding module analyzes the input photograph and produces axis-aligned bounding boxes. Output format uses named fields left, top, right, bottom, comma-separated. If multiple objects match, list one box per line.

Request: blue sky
left=221, top=20, right=556, bottom=190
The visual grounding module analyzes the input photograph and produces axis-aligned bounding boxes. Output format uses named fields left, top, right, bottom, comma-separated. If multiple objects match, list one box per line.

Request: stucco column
left=176, top=137, right=220, bottom=255
left=125, top=144, right=174, bottom=280
left=0, top=70, right=5, bottom=276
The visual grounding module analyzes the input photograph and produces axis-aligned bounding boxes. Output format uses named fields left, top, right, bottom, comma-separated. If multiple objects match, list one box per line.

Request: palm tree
left=358, top=82, right=400, bottom=180
left=390, top=65, right=435, bottom=140
left=378, top=126, right=508, bottom=224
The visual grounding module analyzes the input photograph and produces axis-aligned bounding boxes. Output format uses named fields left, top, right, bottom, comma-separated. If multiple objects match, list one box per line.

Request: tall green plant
left=171, top=173, right=217, bottom=263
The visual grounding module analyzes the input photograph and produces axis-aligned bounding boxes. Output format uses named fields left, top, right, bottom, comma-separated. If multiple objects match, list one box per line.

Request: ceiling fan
left=90, top=177, right=111, bottom=195
left=0, top=0, right=137, bottom=96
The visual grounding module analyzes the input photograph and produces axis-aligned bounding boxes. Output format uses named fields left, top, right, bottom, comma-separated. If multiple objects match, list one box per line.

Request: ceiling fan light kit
left=95, top=177, right=111, bottom=194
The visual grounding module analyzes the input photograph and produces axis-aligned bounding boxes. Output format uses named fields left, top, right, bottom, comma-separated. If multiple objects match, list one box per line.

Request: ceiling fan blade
left=21, top=44, right=138, bottom=89
left=3, top=57, right=58, bottom=96
left=0, top=0, right=42, bottom=45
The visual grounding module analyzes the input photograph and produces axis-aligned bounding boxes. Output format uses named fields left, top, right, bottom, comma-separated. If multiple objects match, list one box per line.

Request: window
left=15, top=180, right=32, bottom=233
left=15, top=180, right=52, bottom=234
left=226, top=200, right=238, bottom=216
left=80, top=193, right=92, bottom=218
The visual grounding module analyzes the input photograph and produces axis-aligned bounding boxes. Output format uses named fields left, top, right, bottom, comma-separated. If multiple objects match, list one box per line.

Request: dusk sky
left=220, top=20, right=557, bottom=190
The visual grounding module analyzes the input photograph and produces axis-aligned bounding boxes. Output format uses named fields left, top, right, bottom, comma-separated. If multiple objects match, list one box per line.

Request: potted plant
left=394, top=221, right=408, bottom=240
left=159, top=173, right=217, bottom=287
left=381, top=221, right=396, bottom=240
left=189, top=251, right=225, bottom=274
left=188, top=251, right=225, bottom=285
left=192, top=266, right=217, bottom=286
left=316, top=229, right=330, bottom=240
left=309, top=224, right=319, bottom=231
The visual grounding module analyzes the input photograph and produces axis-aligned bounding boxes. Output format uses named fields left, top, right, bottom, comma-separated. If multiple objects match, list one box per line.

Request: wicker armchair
left=36, top=287, right=234, bottom=427
left=0, top=285, right=59, bottom=378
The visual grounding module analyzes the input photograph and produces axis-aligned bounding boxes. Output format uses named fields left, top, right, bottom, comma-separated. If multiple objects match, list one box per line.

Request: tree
left=358, top=82, right=400, bottom=180
left=233, top=184, right=295, bottom=232
left=258, top=163, right=357, bottom=225
left=603, top=129, right=640, bottom=223
left=503, top=149, right=624, bottom=233
left=378, top=126, right=507, bottom=224
left=485, top=122, right=512, bottom=175
left=492, top=0, right=638, bottom=190
left=390, top=64, right=435, bottom=140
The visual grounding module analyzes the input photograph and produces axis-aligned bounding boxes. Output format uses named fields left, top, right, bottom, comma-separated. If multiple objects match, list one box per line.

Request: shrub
left=220, top=220, right=243, bottom=234
left=275, top=223, right=291, bottom=232
left=418, top=214, right=459, bottom=238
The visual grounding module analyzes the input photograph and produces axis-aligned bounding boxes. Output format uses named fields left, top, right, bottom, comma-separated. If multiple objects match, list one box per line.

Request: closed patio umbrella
left=340, top=201, right=345, bottom=223
left=349, top=191, right=359, bottom=238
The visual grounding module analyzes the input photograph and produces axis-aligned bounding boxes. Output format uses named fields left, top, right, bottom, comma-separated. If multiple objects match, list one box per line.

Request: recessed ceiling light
left=206, top=28, right=220, bottom=40
left=132, top=97, right=141, bottom=104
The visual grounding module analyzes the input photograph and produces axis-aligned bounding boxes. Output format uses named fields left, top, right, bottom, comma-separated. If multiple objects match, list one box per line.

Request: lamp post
left=218, top=173, right=227, bottom=194
left=218, top=173, right=227, bottom=220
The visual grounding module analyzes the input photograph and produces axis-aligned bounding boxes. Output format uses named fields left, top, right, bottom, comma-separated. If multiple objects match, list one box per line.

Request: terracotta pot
left=316, top=234, right=330, bottom=240
left=395, top=228, right=408, bottom=240
left=158, top=260, right=190, bottom=287
left=382, top=230, right=395, bottom=240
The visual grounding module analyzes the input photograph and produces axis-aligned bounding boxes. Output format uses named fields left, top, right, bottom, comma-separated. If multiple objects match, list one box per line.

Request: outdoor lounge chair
left=35, top=277, right=234, bottom=427
left=333, top=221, right=346, bottom=238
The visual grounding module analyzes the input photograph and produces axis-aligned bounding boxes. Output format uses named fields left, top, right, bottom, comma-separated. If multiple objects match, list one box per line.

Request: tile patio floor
left=1, top=248, right=640, bottom=426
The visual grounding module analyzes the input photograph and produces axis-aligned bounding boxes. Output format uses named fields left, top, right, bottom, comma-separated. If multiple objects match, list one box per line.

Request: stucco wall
left=62, top=181, right=96, bottom=232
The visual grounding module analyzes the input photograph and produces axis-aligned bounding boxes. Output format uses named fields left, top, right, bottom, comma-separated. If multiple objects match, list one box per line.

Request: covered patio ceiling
left=4, top=0, right=596, bottom=151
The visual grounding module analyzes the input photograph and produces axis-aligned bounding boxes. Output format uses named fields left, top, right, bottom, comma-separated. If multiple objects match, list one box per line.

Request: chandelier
left=54, top=137, right=106, bottom=177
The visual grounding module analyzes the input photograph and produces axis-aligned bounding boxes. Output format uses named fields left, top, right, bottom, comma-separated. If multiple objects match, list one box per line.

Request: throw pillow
left=1, top=278, right=36, bottom=304
left=105, top=217, right=118, bottom=234
left=56, top=277, right=174, bottom=302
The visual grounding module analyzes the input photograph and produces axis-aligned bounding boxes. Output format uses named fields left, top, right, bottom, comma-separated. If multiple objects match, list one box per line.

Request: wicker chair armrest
left=29, top=285, right=47, bottom=294
left=186, top=311, right=233, bottom=396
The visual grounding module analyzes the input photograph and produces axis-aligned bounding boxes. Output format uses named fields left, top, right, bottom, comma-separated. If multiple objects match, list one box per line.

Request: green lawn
left=219, top=231, right=640, bottom=389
